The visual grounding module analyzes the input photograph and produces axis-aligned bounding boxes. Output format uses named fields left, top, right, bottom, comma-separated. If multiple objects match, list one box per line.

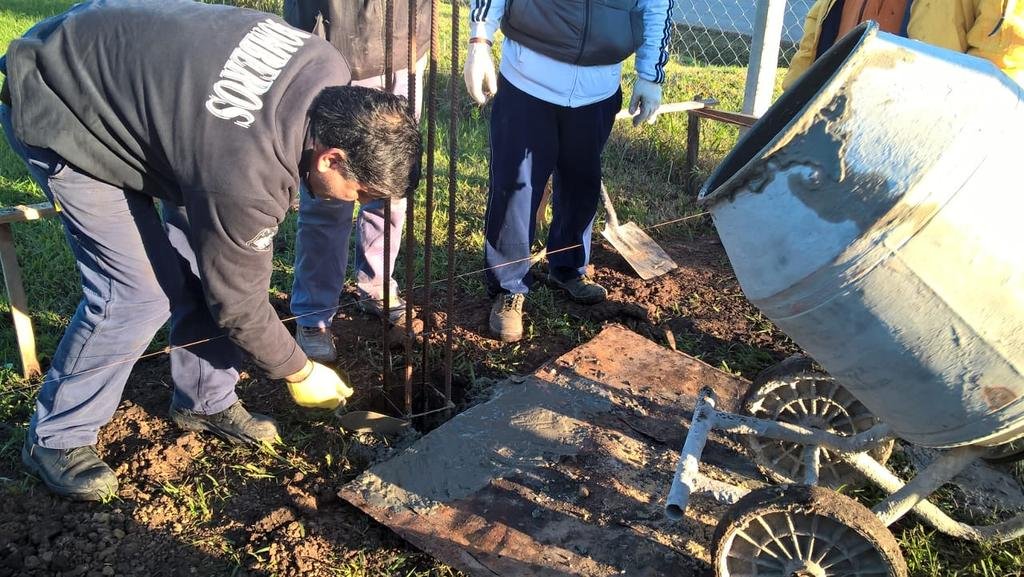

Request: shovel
left=594, top=102, right=710, bottom=279
left=612, top=99, right=712, bottom=122
left=336, top=410, right=411, bottom=435
left=532, top=101, right=709, bottom=274
left=599, top=181, right=678, bottom=280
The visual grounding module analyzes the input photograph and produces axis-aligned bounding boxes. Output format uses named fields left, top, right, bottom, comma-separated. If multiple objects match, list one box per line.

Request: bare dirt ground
left=0, top=229, right=801, bottom=577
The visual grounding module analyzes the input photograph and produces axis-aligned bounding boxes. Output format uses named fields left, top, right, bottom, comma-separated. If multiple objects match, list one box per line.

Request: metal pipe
left=742, top=0, right=786, bottom=119
left=870, top=445, right=986, bottom=527
left=689, top=475, right=749, bottom=506
left=713, top=410, right=894, bottom=454
left=803, top=445, right=821, bottom=486
left=666, top=388, right=718, bottom=520
left=846, top=451, right=1024, bottom=543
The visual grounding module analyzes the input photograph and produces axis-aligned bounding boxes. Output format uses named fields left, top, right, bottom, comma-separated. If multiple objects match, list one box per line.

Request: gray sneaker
left=547, top=275, right=608, bottom=305
left=296, top=325, right=336, bottom=363
left=355, top=293, right=412, bottom=324
left=489, top=293, right=525, bottom=342
left=170, top=400, right=279, bottom=445
left=22, top=440, right=118, bottom=501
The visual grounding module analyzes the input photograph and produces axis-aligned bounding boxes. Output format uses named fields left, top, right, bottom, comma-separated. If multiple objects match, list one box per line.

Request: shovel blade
left=336, top=410, right=410, bottom=435
left=601, top=222, right=678, bottom=280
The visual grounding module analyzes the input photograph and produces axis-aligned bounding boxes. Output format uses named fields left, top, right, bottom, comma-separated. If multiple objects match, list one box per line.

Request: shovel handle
left=600, top=181, right=620, bottom=229
left=614, top=99, right=717, bottom=122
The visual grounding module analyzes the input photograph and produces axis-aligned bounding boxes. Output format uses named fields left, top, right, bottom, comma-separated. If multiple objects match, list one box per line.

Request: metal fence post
left=742, top=0, right=787, bottom=118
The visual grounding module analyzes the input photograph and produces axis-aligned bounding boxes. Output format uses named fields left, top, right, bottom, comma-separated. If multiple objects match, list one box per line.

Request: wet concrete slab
left=339, top=324, right=764, bottom=576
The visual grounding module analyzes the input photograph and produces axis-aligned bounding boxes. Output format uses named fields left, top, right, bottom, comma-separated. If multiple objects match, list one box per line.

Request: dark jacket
left=284, top=0, right=431, bottom=80
left=1, top=0, right=352, bottom=379
left=500, top=0, right=644, bottom=66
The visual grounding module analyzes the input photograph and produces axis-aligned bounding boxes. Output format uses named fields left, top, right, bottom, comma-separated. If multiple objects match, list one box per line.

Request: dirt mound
left=1, top=233, right=797, bottom=576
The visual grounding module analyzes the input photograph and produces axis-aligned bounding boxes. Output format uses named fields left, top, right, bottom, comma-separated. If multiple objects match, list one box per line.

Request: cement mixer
left=665, top=22, right=1024, bottom=577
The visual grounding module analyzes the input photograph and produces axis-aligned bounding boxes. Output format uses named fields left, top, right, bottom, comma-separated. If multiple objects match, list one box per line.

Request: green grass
left=3, top=1, right=1023, bottom=576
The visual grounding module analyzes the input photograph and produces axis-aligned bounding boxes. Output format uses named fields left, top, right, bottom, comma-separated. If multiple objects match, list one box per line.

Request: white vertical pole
left=742, top=0, right=787, bottom=118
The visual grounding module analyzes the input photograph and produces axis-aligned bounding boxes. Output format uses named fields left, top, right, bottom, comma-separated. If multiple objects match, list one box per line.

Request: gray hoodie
left=1, top=0, right=351, bottom=378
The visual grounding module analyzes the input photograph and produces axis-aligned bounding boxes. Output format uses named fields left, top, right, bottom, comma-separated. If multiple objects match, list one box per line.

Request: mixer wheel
left=982, top=438, right=1024, bottom=464
left=743, top=355, right=894, bottom=487
left=712, top=484, right=907, bottom=577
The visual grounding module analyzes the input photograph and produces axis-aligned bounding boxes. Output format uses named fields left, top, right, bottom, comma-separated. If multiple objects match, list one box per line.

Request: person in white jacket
left=465, top=0, right=674, bottom=342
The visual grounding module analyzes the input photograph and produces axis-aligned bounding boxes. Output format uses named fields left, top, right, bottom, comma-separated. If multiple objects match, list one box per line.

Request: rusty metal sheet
left=340, top=324, right=761, bottom=576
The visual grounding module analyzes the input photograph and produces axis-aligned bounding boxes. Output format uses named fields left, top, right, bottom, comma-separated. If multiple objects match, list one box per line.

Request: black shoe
left=296, top=325, right=337, bottom=363
left=547, top=274, right=608, bottom=305
left=170, top=400, right=279, bottom=445
left=22, top=441, right=118, bottom=501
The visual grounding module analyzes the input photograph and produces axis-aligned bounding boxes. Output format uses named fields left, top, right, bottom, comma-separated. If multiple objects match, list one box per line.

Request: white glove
left=463, top=41, right=498, bottom=105
left=628, top=78, right=663, bottom=127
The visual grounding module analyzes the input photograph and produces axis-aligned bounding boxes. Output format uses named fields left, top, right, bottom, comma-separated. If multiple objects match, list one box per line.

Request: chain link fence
left=196, top=0, right=812, bottom=231
left=605, top=0, right=818, bottom=205
left=213, top=0, right=814, bottom=108
left=671, top=0, right=815, bottom=69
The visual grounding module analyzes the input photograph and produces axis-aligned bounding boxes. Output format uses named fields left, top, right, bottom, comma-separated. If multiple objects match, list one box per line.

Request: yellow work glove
left=284, top=360, right=354, bottom=409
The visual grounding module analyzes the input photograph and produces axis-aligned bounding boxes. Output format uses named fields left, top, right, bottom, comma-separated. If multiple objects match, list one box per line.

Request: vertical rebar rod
left=419, top=0, right=441, bottom=412
left=402, top=0, right=419, bottom=416
left=382, top=0, right=394, bottom=388
left=384, top=0, right=395, bottom=93
left=443, top=0, right=460, bottom=415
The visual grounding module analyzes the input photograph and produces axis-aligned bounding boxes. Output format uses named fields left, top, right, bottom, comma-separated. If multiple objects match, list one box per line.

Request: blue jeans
left=2, top=105, right=241, bottom=449
left=484, top=76, right=621, bottom=295
left=290, top=59, right=425, bottom=328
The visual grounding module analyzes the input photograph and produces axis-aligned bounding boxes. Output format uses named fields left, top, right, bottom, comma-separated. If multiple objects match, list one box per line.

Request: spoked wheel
left=712, top=485, right=907, bottom=577
left=744, top=355, right=894, bottom=487
left=983, top=437, right=1024, bottom=464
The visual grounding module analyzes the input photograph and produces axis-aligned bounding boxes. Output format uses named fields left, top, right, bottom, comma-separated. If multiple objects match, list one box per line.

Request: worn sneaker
left=22, top=440, right=118, bottom=501
left=355, top=293, right=412, bottom=324
left=489, top=293, right=525, bottom=342
left=170, top=400, right=279, bottom=445
left=547, top=275, right=608, bottom=305
left=296, top=325, right=337, bottom=363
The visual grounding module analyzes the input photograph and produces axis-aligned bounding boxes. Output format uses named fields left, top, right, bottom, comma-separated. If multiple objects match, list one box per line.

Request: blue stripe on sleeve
left=655, top=0, right=676, bottom=83
left=471, top=0, right=492, bottom=23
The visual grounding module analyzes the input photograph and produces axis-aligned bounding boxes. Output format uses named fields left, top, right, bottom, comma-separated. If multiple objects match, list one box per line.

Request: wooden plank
left=340, top=325, right=761, bottom=577
left=0, top=222, right=42, bottom=378
left=691, top=108, right=758, bottom=128
left=0, top=202, right=58, bottom=225
left=685, top=111, right=701, bottom=196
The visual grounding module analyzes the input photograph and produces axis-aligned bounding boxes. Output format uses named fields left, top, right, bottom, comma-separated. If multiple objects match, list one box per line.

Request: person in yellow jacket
left=784, top=0, right=1024, bottom=89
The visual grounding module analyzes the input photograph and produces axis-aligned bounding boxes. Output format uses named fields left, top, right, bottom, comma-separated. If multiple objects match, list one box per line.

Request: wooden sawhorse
left=1, top=202, right=58, bottom=379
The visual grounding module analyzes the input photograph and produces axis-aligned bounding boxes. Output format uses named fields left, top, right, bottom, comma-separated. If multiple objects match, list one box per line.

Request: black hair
left=307, top=85, right=422, bottom=199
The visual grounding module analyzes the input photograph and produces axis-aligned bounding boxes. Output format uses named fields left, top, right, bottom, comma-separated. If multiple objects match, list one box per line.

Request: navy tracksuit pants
left=1, top=104, right=241, bottom=450
left=484, top=75, right=621, bottom=295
